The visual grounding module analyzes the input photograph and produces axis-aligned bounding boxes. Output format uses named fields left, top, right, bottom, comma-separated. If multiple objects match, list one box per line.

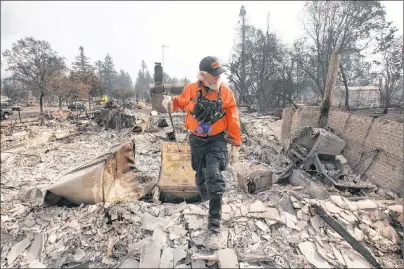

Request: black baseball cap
left=199, top=56, right=226, bottom=76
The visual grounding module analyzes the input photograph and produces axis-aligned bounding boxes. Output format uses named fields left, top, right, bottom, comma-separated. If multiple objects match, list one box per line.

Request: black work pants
left=189, top=132, right=228, bottom=233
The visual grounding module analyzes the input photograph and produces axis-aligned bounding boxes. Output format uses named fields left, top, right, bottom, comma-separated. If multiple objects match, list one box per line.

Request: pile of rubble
left=0, top=111, right=402, bottom=268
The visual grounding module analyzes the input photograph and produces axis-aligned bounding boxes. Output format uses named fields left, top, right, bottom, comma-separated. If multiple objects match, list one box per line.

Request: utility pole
left=162, top=45, right=169, bottom=69
left=162, top=45, right=169, bottom=83
left=239, top=6, right=246, bottom=106
left=266, top=11, right=270, bottom=36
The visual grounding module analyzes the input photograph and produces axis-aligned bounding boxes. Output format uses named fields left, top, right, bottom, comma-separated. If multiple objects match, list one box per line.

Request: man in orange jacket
left=162, top=56, right=241, bottom=249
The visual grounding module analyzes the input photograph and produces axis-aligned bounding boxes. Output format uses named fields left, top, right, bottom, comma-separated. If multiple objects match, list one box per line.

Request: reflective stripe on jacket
left=172, top=82, right=242, bottom=145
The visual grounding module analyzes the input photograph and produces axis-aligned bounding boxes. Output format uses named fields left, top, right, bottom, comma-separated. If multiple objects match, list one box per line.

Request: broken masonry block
left=288, top=169, right=330, bottom=200
left=140, top=241, right=161, bottom=268
left=18, top=187, right=43, bottom=203
left=218, top=248, right=239, bottom=268
left=233, top=162, right=273, bottom=194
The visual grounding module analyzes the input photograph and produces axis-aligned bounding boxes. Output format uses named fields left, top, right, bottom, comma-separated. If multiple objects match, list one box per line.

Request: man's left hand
left=229, top=145, right=239, bottom=165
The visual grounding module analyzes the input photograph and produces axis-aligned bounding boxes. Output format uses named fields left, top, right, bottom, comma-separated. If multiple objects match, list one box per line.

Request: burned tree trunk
left=382, top=86, right=390, bottom=114
left=58, top=96, right=63, bottom=110
left=39, top=92, right=45, bottom=115
left=318, top=48, right=341, bottom=128
left=339, top=62, right=350, bottom=111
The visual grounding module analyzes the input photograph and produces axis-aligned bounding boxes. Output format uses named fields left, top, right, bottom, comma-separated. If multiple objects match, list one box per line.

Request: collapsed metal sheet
left=299, top=127, right=346, bottom=157
left=43, top=140, right=154, bottom=207
left=288, top=127, right=375, bottom=192
left=288, top=127, right=346, bottom=171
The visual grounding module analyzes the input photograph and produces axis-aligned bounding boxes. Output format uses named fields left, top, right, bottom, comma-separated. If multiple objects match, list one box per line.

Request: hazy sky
left=1, top=1, right=403, bottom=84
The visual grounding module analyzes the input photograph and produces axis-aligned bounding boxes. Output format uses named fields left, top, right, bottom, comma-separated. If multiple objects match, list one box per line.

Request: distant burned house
left=332, top=85, right=381, bottom=108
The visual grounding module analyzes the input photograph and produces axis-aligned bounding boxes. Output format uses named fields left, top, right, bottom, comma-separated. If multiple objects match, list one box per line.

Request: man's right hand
left=162, top=95, right=173, bottom=112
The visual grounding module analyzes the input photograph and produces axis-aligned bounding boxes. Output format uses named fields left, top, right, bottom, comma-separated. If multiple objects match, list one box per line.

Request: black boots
left=204, top=194, right=222, bottom=250
left=196, top=183, right=223, bottom=234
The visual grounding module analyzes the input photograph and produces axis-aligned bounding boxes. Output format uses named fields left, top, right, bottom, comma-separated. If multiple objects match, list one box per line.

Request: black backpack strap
left=197, top=81, right=207, bottom=100
left=216, top=85, right=223, bottom=112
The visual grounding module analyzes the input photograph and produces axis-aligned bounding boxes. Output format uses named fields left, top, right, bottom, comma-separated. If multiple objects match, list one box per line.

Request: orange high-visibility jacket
left=172, top=82, right=242, bottom=146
